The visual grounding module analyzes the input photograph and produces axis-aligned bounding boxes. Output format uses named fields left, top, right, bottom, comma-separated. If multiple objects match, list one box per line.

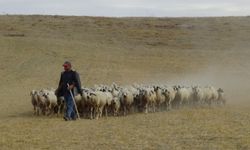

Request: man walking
left=56, top=61, right=82, bottom=121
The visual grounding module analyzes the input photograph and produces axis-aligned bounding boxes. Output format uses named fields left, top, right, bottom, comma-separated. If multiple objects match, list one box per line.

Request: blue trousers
left=64, top=93, right=76, bottom=119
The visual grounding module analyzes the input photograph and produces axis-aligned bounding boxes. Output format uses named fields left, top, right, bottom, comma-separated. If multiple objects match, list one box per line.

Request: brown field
left=0, top=15, right=250, bottom=150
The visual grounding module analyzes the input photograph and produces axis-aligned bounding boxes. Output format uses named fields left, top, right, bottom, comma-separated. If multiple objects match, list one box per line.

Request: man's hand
left=67, top=84, right=74, bottom=90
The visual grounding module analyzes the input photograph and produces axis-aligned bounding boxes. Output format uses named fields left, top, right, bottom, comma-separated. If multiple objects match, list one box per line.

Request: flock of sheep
left=30, top=83, right=225, bottom=119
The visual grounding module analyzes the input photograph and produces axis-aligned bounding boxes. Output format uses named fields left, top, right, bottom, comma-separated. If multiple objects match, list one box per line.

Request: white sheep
left=162, top=86, right=177, bottom=110
left=43, top=90, right=58, bottom=116
left=140, top=88, right=156, bottom=113
left=175, top=86, right=193, bottom=107
left=203, top=86, right=219, bottom=106
left=30, top=90, right=39, bottom=115
left=120, top=89, right=134, bottom=116
left=217, top=88, right=226, bottom=105
left=154, top=86, right=166, bottom=111
left=87, top=91, right=108, bottom=119
left=57, top=96, right=65, bottom=115
left=36, top=91, right=47, bottom=115
left=103, top=91, right=113, bottom=117
left=192, top=86, right=203, bottom=105
left=111, top=96, right=121, bottom=116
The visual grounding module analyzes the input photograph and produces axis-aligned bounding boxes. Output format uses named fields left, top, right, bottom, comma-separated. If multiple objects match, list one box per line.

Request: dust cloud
left=144, top=64, right=250, bottom=105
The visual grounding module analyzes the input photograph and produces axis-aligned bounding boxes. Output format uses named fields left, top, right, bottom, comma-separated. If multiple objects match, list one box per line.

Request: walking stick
left=67, top=84, right=80, bottom=120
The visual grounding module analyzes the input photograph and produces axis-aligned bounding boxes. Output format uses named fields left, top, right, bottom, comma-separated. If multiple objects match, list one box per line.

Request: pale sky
left=0, top=0, right=249, bottom=17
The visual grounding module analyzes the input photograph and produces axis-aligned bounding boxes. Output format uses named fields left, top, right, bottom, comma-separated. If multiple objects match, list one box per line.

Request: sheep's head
left=111, top=97, right=118, bottom=105
left=57, top=97, right=65, bottom=105
left=87, top=92, right=96, bottom=100
left=43, top=92, right=49, bottom=99
left=123, top=92, right=128, bottom=98
left=173, top=86, right=179, bottom=91
left=30, top=90, right=37, bottom=96
left=163, top=89, right=170, bottom=96
left=218, top=88, right=224, bottom=93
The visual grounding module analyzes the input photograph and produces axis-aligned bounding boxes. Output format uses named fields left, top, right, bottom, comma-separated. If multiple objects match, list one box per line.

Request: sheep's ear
left=90, top=93, right=96, bottom=96
left=218, top=88, right=224, bottom=92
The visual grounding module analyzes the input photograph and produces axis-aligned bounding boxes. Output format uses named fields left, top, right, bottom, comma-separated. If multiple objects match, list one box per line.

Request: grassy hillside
left=1, top=15, right=250, bottom=84
left=0, top=15, right=250, bottom=149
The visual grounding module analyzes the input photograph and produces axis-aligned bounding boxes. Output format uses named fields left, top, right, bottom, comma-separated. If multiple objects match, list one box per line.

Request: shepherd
left=56, top=61, right=82, bottom=121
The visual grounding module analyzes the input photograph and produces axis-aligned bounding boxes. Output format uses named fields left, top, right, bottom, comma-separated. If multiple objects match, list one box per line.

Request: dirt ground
left=0, top=15, right=250, bottom=150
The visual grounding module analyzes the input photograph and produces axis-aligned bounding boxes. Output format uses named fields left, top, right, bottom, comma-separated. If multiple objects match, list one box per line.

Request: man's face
left=63, top=64, right=71, bottom=71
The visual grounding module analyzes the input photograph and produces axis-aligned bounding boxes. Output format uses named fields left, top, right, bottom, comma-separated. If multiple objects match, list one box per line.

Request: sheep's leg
left=115, top=108, right=118, bottom=116
left=37, top=107, right=40, bottom=116
left=90, top=107, right=93, bottom=120
left=179, top=100, right=182, bottom=109
left=149, top=102, right=152, bottom=113
left=100, top=107, right=103, bottom=118
left=168, top=100, right=172, bottom=111
left=105, top=106, right=108, bottom=118
left=145, top=103, right=148, bottom=114
left=98, top=106, right=103, bottom=119
left=33, top=106, right=36, bottom=115
left=208, top=99, right=212, bottom=107
left=113, top=109, right=116, bottom=116
left=152, top=102, right=155, bottom=112
left=57, top=105, right=60, bottom=117
left=123, top=105, right=126, bottom=116
left=47, top=105, right=52, bottom=116
left=95, top=107, right=99, bottom=120
left=34, top=106, right=38, bottom=115
left=157, top=102, right=160, bottom=112
left=36, top=105, right=38, bottom=114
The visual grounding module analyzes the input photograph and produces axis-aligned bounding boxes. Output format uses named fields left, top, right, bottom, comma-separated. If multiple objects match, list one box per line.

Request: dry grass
left=1, top=107, right=250, bottom=150
left=0, top=15, right=250, bottom=149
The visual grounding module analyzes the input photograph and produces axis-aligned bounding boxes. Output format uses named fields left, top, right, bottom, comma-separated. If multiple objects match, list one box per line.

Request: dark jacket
left=56, top=70, right=82, bottom=97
